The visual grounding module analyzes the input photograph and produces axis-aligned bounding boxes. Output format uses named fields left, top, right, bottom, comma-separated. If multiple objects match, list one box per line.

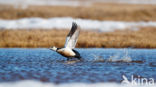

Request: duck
left=50, top=22, right=82, bottom=61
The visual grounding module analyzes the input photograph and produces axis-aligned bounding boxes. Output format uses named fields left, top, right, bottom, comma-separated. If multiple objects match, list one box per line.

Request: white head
left=50, top=46, right=57, bottom=51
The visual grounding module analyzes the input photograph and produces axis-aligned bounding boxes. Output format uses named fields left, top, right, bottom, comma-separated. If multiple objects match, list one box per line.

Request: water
left=0, top=48, right=156, bottom=84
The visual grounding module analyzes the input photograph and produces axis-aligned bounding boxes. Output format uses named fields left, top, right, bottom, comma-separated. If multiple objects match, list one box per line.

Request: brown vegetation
left=0, top=3, right=156, bottom=21
left=0, top=27, right=156, bottom=48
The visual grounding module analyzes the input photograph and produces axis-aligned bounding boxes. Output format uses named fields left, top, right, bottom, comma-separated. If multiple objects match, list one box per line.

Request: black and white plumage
left=50, top=22, right=81, bottom=60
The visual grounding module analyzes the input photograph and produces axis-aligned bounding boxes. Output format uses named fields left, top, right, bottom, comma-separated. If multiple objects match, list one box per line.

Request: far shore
left=0, top=3, right=156, bottom=21
left=0, top=27, right=156, bottom=48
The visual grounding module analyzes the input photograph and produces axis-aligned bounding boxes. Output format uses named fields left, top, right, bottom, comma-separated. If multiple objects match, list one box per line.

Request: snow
left=0, top=17, right=156, bottom=32
left=0, top=0, right=156, bottom=9
left=0, top=80, right=155, bottom=87
left=0, top=0, right=156, bottom=6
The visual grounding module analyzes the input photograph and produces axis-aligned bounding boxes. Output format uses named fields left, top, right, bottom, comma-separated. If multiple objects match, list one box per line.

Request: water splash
left=107, top=53, right=121, bottom=62
left=121, top=49, right=132, bottom=62
left=92, top=54, right=105, bottom=62
left=91, top=49, right=132, bottom=63
left=107, top=48, right=132, bottom=62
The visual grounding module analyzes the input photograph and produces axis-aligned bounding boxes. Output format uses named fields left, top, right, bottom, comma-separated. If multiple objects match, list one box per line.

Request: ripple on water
left=149, top=62, right=156, bottom=67
left=0, top=48, right=155, bottom=83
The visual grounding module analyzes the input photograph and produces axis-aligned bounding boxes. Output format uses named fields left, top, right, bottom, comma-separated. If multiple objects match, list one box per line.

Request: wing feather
left=64, top=22, right=80, bottom=49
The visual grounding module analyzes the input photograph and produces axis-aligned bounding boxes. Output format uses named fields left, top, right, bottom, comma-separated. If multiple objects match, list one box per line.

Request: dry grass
left=1, top=3, right=156, bottom=21
left=0, top=27, right=156, bottom=48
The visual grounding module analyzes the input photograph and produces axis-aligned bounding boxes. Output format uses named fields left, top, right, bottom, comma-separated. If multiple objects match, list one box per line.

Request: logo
left=121, top=75, right=155, bottom=86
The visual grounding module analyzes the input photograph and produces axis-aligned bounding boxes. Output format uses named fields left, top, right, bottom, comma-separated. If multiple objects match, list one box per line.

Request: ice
left=0, top=80, right=155, bottom=87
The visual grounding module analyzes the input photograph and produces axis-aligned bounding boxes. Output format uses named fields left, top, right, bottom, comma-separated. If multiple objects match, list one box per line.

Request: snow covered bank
left=0, top=0, right=156, bottom=6
left=0, top=80, right=155, bottom=87
left=0, top=17, right=156, bottom=32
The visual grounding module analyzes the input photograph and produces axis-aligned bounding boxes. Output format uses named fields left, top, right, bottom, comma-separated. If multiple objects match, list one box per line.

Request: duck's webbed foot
left=66, top=57, right=74, bottom=61
left=66, top=56, right=83, bottom=61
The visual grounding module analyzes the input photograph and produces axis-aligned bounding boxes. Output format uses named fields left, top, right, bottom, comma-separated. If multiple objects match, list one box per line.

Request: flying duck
left=50, top=22, right=82, bottom=61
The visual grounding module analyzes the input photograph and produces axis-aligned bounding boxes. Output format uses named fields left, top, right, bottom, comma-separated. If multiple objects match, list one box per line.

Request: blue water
left=0, top=48, right=156, bottom=84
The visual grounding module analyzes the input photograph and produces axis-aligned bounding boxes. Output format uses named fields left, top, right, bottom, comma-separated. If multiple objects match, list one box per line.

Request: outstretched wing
left=64, top=22, right=80, bottom=49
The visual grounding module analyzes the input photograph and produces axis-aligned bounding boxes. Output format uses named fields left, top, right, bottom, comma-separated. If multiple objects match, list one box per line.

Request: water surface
left=0, top=48, right=156, bottom=84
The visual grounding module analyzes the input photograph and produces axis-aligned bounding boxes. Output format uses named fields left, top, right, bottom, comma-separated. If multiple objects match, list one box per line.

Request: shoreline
left=0, top=28, right=156, bottom=48
left=0, top=4, right=156, bottom=21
